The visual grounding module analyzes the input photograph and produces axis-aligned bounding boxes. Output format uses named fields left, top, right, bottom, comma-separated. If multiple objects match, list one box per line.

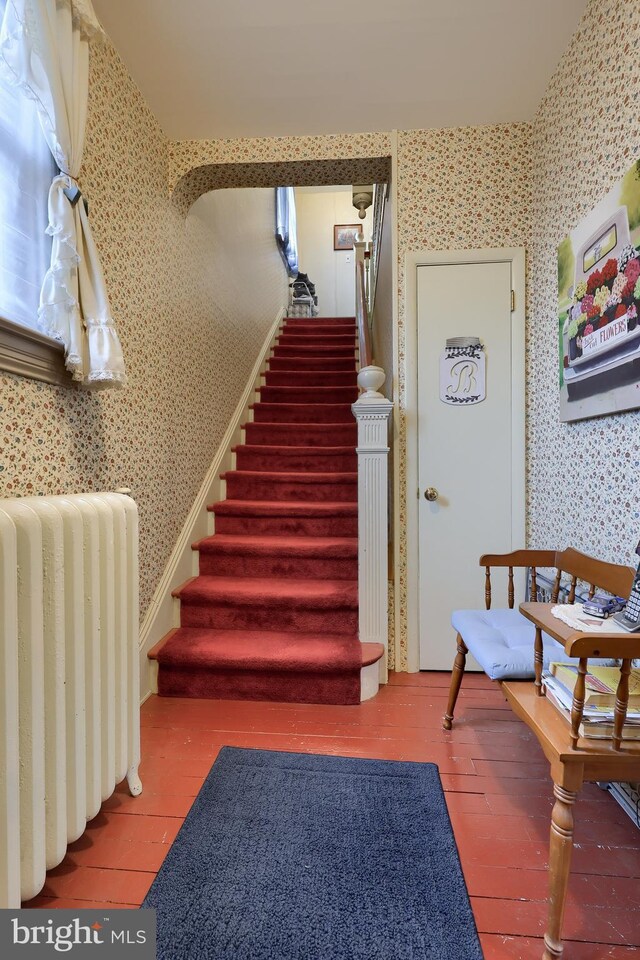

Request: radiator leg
left=126, top=765, right=143, bottom=796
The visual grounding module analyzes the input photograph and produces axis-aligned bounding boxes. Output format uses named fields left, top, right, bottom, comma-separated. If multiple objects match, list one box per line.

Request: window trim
left=0, top=314, right=70, bottom=386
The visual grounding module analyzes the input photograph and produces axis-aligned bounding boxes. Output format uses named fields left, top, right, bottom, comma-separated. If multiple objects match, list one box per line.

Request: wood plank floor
left=26, top=672, right=640, bottom=958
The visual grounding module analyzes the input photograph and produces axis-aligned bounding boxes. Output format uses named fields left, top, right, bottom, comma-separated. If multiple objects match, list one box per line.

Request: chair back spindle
left=484, top=567, right=492, bottom=610
left=507, top=567, right=515, bottom=609
left=530, top=566, right=538, bottom=602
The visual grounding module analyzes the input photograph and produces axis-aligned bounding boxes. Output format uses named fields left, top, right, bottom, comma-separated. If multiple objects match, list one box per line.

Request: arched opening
left=171, top=157, right=392, bottom=215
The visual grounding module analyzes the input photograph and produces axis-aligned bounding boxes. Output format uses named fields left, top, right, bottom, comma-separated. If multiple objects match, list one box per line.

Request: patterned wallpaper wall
left=527, top=0, right=640, bottom=563
left=169, top=134, right=393, bottom=193
left=0, top=39, right=288, bottom=614
left=393, top=123, right=533, bottom=668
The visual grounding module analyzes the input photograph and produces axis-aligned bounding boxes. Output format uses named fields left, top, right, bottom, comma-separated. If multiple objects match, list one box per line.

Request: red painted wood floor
left=26, top=672, right=640, bottom=958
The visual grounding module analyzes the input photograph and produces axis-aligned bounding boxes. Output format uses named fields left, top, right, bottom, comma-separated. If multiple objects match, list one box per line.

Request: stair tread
left=258, top=386, right=357, bottom=393
left=243, top=420, right=357, bottom=427
left=264, top=368, right=356, bottom=373
left=194, top=534, right=357, bottom=557
left=250, top=403, right=354, bottom=411
left=150, top=628, right=382, bottom=673
left=233, top=444, right=355, bottom=454
left=176, top=575, right=358, bottom=606
left=150, top=627, right=361, bottom=672
left=277, top=338, right=356, bottom=345
left=210, top=499, right=358, bottom=516
left=222, top=469, right=357, bottom=483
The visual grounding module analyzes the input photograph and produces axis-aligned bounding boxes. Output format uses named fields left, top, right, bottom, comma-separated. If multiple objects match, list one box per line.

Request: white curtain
left=0, top=0, right=126, bottom=386
left=0, top=0, right=54, bottom=331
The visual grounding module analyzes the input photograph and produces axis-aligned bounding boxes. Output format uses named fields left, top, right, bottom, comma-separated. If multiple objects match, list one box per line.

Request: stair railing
left=367, top=183, right=386, bottom=319
left=352, top=247, right=393, bottom=683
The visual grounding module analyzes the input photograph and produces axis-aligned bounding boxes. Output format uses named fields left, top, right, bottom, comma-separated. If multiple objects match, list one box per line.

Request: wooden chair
left=442, top=547, right=634, bottom=730
left=443, top=548, right=638, bottom=958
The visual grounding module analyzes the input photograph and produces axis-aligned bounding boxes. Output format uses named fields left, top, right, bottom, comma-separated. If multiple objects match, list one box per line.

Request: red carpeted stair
left=149, top=316, right=384, bottom=704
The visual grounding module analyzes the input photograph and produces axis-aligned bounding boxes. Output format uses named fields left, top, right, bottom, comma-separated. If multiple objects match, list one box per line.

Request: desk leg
left=542, top=781, right=578, bottom=960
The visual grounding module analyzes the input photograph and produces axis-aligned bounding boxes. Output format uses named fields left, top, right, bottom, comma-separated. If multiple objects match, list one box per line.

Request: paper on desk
left=551, top=604, right=629, bottom=633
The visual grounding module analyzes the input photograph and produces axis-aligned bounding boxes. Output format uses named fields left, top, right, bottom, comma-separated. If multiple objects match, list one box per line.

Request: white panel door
left=417, top=260, right=522, bottom=670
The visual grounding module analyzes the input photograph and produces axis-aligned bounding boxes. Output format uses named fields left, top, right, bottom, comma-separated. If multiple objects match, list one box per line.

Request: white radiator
left=0, top=492, right=142, bottom=907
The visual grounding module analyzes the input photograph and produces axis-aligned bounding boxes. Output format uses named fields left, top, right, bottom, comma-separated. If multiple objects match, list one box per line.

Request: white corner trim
left=137, top=307, right=286, bottom=701
left=390, top=130, right=403, bottom=674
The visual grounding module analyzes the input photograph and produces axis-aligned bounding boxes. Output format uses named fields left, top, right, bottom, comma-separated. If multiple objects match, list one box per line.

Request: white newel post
left=352, top=367, right=393, bottom=684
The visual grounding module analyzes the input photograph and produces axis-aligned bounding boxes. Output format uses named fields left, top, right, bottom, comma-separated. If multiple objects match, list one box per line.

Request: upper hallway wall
left=295, top=186, right=375, bottom=319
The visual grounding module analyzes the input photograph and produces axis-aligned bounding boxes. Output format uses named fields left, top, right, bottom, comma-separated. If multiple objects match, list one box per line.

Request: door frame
left=403, top=248, right=526, bottom=671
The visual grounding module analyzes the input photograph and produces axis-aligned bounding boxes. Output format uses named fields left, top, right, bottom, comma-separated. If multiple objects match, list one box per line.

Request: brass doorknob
left=424, top=487, right=439, bottom=502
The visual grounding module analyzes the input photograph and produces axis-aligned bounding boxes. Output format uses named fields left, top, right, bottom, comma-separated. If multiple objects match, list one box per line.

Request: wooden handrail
left=356, top=259, right=373, bottom=368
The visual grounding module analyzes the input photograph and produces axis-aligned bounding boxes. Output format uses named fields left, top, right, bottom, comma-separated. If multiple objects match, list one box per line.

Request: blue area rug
left=143, top=748, right=482, bottom=959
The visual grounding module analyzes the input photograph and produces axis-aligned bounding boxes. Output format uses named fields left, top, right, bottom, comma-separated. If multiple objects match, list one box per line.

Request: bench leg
left=542, top=780, right=578, bottom=960
left=442, top=634, right=468, bottom=730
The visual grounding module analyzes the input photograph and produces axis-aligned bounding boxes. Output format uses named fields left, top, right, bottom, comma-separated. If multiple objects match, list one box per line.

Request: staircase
left=149, top=316, right=385, bottom=705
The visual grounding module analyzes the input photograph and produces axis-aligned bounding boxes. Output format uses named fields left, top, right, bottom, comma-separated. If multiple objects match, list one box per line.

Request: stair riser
left=264, top=371, right=356, bottom=387
left=158, top=669, right=359, bottom=705
left=213, top=515, right=358, bottom=537
left=198, top=552, right=357, bottom=580
left=281, top=328, right=356, bottom=338
left=251, top=403, right=354, bottom=423
left=285, top=317, right=355, bottom=325
left=243, top=422, right=357, bottom=446
left=273, top=345, right=356, bottom=358
left=268, top=357, right=356, bottom=372
left=258, top=387, right=358, bottom=404
left=277, top=336, right=356, bottom=347
left=234, top=450, right=357, bottom=472
left=224, top=475, right=357, bottom=502
left=180, top=602, right=358, bottom=634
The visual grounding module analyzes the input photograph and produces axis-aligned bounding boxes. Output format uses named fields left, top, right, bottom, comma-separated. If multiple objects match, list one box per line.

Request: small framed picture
left=333, top=224, right=362, bottom=251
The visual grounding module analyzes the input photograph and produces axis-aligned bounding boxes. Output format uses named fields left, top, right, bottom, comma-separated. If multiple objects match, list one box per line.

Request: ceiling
left=91, top=0, right=588, bottom=141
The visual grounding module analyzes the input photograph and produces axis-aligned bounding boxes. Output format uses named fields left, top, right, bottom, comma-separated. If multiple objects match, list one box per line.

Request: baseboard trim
left=138, top=307, right=286, bottom=701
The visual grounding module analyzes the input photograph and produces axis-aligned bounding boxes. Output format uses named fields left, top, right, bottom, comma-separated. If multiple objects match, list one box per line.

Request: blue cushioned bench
left=442, top=548, right=633, bottom=730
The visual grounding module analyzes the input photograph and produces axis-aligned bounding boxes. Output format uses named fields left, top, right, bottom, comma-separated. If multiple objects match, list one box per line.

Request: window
left=0, top=0, right=56, bottom=330
left=275, top=186, right=299, bottom=277
left=0, top=0, right=65, bottom=382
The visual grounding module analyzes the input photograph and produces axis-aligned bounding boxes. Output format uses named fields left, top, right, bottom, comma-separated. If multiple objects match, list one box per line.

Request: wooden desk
left=502, top=603, right=640, bottom=960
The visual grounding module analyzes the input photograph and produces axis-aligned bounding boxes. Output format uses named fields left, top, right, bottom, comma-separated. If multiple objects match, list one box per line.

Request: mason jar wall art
left=439, top=337, right=486, bottom=405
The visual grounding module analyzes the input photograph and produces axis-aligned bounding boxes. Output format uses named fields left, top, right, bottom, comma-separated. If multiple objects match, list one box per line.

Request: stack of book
left=543, top=663, right=640, bottom=740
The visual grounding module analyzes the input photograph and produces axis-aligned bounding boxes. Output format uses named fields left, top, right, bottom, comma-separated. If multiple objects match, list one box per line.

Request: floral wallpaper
left=169, top=133, right=392, bottom=193
left=527, top=0, right=640, bottom=564
left=393, top=123, right=533, bottom=668
left=0, top=39, right=288, bottom=615
left=172, top=159, right=392, bottom=216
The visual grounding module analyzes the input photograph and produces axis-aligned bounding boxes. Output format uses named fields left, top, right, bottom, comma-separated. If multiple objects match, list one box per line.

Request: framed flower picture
left=333, top=224, right=362, bottom=251
left=558, top=159, right=640, bottom=422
